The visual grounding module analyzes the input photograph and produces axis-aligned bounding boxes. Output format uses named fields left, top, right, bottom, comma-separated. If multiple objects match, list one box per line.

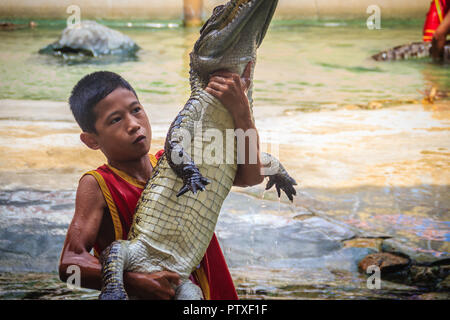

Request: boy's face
left=83, top=87, right=152, bottom=163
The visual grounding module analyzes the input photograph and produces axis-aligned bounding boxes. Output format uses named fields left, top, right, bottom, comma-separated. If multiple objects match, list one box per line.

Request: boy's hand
left=431, top=29, right=446, bottom=61
left=206, top=61, right=253, bottom=121
left=124, top=270, right=181, bottom=300
left=206, top=61, right=264, bottom=187
left=431, top=13, right=450, bottom=62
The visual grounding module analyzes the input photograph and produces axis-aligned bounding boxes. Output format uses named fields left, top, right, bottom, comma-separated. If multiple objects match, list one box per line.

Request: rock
left=343, top=237, right=384, bottom=252
left=407, top=265, right=446, bottom=288
left=415, top=292, right=450, bottom=300
left=358, top=252, right=410, bottom=274
left=39, top=20, right=139, bottom=58
left=382, top=238, right=450, bottom=264
left=217, top=192, right=356, bottom=268
left=359, top=251, right=450, bottom=289
left=437, top=275, right=450, bottom=291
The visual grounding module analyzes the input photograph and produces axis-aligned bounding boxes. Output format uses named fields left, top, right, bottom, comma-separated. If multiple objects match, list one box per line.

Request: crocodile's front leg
left=165, top=101, right=210, bottom=197
left=261, top=152, right=298, bottom=202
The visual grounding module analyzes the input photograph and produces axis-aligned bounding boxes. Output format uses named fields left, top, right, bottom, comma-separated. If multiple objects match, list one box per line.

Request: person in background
left=423, top=0, right=449, bottom=61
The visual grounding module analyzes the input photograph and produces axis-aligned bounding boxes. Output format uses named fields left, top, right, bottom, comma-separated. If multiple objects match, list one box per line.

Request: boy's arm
left=432, top=13, right=450, bottom=61
left=206, top=61, right=264, bottom=187
left=231, top=111, right=264, bottom=187
left=59, top=174, right=180, bottom=299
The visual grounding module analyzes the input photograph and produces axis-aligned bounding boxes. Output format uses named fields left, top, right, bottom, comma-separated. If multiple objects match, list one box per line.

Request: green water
left=1, top=19, right=449, bottom=107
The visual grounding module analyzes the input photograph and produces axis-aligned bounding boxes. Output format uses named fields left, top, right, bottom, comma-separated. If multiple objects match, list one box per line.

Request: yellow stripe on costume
left=149, top=153, right=158, bottom=168
left=106, top=165, right=146, bottom=189
left=192, top=265, right=211, bottom=300
left=88, top=155, right=159, bottom=264
left=436, top=0, right=444, bottom=23
left=83, top=170, right=123, bottom=242
left=105, top=154, right=159, bottom=189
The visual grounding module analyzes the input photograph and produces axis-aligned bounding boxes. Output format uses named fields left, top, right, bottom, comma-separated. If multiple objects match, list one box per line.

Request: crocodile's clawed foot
left=177, top=165, right=210, bottom=197
left=265, top=173, right=298, bottom=202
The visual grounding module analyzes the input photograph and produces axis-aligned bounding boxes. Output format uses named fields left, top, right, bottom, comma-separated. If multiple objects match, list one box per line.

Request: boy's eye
left=132, top=106, right=141, bottom=114
left=110, top=117, right=121, bottom=124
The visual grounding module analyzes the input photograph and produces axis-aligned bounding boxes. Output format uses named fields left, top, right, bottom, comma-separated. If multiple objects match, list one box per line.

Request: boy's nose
left=127, top=117, right=141, bottom=133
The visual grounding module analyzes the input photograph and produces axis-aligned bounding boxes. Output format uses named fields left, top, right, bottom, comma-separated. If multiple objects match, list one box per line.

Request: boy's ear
left=80, top=132, right=100, bottom=150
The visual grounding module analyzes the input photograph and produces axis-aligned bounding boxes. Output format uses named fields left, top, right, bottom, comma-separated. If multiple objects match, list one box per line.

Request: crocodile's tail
left=372, top=41, right=450, bottom=62
left=372, top=42, right=432, bottom=61
left=99, top=239, right=203, bottom=300
left=99, top=240, right=130, bottom=300
left=175, top=280, right=204, bottom=300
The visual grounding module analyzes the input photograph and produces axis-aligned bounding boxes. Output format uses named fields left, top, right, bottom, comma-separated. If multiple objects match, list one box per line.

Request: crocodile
left=372, top=41, right=450, bottom=62
left=99, top=0, right=297, bottom=300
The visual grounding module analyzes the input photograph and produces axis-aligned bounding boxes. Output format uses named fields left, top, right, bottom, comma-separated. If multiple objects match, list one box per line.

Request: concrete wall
left=0, top=0, right=431, bottom=20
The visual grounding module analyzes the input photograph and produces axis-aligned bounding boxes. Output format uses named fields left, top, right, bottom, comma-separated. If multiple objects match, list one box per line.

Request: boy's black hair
left=69, top=71, right=138, bottom=133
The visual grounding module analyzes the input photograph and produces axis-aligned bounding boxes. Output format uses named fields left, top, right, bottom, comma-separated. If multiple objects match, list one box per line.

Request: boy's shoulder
left=76, top=151, right=163, bottom=204
left=77, top=171, right=107, bottom=209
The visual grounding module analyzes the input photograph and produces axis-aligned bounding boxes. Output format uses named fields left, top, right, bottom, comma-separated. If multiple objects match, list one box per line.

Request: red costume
left=423, top=0, right=448, bottom=41
left=84, top=150, right=238, bottom=300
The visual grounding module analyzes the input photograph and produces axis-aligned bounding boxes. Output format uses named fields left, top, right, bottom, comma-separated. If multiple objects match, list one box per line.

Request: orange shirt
left=84, top=151, right=238, bottom=300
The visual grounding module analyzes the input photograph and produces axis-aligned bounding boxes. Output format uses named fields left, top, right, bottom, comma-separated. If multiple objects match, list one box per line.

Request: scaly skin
left=372, top=41, right=450, bottom=62
left=99, top=0, right=297, bottom=300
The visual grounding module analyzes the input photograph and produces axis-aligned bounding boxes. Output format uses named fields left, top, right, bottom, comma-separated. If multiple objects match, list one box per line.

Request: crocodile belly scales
left=127, top=101, right=237, bottom=280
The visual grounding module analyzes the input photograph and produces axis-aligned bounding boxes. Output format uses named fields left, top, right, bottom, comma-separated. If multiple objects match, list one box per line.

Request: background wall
left=0, top=0, right=431, bottom=20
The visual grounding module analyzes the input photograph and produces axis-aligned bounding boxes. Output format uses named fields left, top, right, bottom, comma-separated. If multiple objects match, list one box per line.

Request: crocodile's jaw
left=190, top=0, right=278, bottom=89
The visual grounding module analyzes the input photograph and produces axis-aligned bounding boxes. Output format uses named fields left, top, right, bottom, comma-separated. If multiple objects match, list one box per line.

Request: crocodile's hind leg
left=175, top=280, right=204, bottom=300
left=99, top=240, right=130, bottom=300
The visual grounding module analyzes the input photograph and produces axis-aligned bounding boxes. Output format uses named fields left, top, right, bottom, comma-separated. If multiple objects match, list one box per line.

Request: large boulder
left=39, top=21, right=139, bottom=60
left=358, top=252, right=410, bottom=274
left=358, top=251, right=450, bottom=290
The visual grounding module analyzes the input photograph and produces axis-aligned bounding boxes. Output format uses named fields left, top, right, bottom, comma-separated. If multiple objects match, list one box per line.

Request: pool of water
left=0, top=19, right=449, bottom=299
left=1, top=20, right=449, bottom=106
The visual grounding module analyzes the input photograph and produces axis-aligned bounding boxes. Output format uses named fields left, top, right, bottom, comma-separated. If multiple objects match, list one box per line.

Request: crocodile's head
left=190, top=0, right=278, bottom=91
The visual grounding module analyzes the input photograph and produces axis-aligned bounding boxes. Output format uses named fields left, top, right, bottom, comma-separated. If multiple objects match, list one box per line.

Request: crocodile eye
left=199, top=4, right=225, bottom=35
left=213, top=5, right=225, bottom=15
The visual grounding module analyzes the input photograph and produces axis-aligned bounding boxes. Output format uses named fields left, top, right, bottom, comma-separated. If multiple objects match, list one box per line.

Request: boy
left=59, top=62, right=263, bottom=299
